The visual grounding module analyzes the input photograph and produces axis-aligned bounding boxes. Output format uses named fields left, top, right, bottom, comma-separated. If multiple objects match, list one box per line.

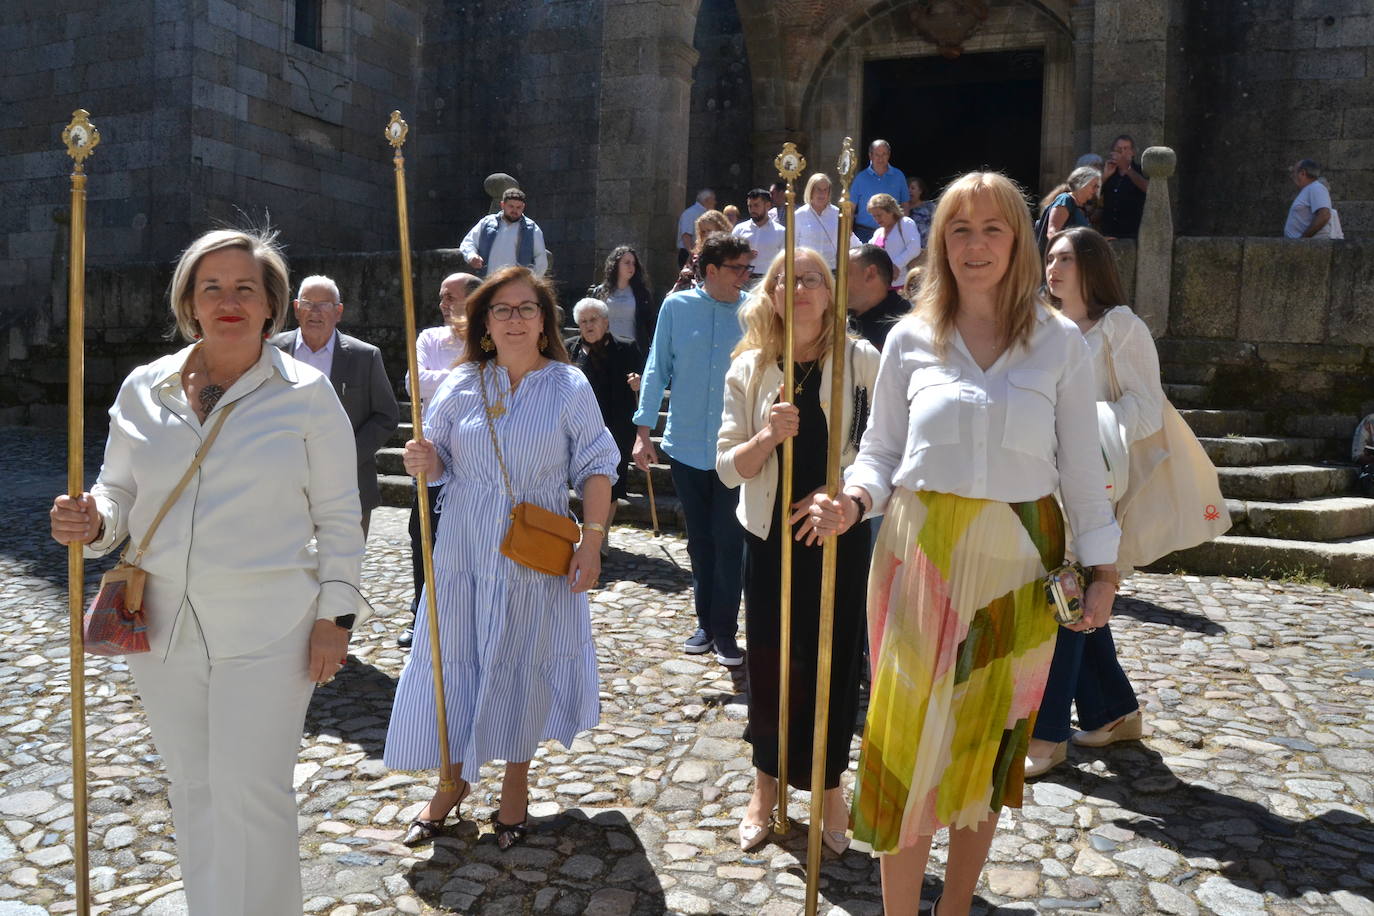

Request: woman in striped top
left=385, top=266, right=621, bottom=850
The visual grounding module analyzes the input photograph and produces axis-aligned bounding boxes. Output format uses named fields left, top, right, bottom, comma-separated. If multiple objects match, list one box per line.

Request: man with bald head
left=398, top=271, right=481, bottom=647
left=270, top=275, right=399, bottom=536
left=850, top=139, right=909, bottom=243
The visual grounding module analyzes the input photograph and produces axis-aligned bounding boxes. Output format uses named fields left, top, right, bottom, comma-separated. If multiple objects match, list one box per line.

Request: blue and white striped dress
left=383, top=361, right=620, bottom=769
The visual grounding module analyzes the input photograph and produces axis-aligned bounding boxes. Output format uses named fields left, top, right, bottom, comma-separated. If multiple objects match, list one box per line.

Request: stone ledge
left=1155, top=533, right=1374, bottom=586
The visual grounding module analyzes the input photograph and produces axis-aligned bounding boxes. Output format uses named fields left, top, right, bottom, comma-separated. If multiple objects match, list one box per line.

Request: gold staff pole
left=803, top=138, right=858, bottom=915
left=772, top=143, right=805, bottom=835
left=386, top=112, right=455, bottom=793
left=62, top=108, right=99, bottom=916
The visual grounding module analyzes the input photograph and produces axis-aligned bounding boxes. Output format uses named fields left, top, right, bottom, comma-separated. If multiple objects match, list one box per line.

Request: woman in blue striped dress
left=385, top=266, right=620, bottom=850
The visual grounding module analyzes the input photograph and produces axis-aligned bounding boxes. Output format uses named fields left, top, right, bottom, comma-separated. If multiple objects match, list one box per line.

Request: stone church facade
left=0, top=0, right=1368, bottom=366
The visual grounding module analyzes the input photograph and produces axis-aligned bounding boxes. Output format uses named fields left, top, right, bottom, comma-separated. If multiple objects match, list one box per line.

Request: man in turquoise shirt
left=634, top=233, right=752, bottom=666
left=851, top=139, right=909, bottom=243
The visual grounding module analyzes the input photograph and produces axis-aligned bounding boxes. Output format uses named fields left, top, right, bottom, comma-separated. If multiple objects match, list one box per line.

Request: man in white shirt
left=732, top=188, right=786, bottom=278
left=678, top=188, right=715, bottom=265
left=459, top=188, right=549, bottom=276
left=398, top=271, right=479, bottom=648
left=1284, top=159, right=1338, bottom=239
left=269, top=275, right=400, bottom=537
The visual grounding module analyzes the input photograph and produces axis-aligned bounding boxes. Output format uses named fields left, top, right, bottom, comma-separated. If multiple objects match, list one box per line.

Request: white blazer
left=716, top=337, right=881, bottom=538
left=87, top=343, right=365, bottom=660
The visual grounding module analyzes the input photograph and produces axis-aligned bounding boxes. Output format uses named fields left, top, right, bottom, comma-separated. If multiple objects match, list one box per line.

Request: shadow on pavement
left=1113, top=594, right=1227, bottom=635
left=405, top=808, right=667, bottom=914
left=1040, top=741, right=1374, bottom=902
left=305, top=658, right=398, bottom=757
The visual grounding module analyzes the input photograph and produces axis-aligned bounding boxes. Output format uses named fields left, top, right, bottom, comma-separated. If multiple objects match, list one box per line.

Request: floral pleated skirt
left=850, top=488, right=1064, bottom=853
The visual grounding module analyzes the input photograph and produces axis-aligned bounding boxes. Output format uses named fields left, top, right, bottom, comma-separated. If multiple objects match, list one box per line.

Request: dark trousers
left=1033, top=623, right=1140, bottom=743
left=408, top=484, right=442, bottom=617
left=668, top=456, right=744, bottom=640
left=853, top=224, right=876, bottom=243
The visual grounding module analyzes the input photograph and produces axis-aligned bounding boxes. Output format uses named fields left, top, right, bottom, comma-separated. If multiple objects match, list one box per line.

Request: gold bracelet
left=583, top=522, right=608, bottom=537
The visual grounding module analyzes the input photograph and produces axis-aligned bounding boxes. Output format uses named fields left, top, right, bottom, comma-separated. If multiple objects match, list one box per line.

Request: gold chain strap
left=476, top=364, right=518, bottom=512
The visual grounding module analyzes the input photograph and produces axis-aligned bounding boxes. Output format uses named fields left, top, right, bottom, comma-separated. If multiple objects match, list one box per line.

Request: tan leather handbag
left=477, top=365, right=581, bottom=576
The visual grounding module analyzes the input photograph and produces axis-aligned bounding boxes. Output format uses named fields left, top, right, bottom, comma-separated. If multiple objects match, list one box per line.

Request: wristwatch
left=333, top=615, right=355, bottom=631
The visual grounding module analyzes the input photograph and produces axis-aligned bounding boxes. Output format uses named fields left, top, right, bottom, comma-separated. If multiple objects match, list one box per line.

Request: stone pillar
left=1134, top=146, right=1176, bottom=338
left=594, top=1, right=700, bottom=294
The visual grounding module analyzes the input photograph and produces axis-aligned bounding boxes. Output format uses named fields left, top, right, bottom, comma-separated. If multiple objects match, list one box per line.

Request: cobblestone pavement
left=2, top=426, right=1373, bottom=916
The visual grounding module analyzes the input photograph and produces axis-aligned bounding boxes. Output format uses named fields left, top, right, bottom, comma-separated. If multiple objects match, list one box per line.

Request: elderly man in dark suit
left=271, top=275, right=400, bottom=536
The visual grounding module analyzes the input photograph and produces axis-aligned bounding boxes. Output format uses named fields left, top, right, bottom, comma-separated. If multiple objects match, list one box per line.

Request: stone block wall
left=1161, top=237, right=1374, bottom=426
left=1175, top=0, right=1372, bottom=238
left=686, top=0, right=756, bottom=214
left=410, top=0, right=607, bottom=293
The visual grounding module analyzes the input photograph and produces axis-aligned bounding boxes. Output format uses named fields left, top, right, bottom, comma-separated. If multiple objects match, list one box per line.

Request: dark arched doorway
left=862, top=49, right=1044, bottom=198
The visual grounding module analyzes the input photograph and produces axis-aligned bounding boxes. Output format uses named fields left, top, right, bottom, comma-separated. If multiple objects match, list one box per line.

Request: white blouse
left=795, top=204, right=862, bottom=270
left=845, top=307, right=1121, bottom=566
left=1084, top=306, right=1164, bottom=445
left=874, top=216, right=923, bottom=276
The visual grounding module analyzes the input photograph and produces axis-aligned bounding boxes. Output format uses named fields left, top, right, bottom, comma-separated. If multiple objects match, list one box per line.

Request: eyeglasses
left=297, top=299, right=338, bottom=311
left=774, top=272, right=827, bottom=290
left=718, top=263, right=753, bottom=276
left=489, top=302, right=541, bottom=321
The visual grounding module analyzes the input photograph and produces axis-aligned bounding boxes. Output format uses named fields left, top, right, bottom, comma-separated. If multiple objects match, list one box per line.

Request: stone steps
left=1196, top=436, right=1323, bottom=467
left=1176, top=409, right=1268, bottom=439
left=1155, top=534, right=1374, bottom=588
left=1225, top=496, right=1374, bottom=541
left=1216, top=464, right=1356, bottom=501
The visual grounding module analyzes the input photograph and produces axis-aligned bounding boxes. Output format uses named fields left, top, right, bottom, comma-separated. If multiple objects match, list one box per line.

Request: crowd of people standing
left=49, top=131, right=1240, bottom=915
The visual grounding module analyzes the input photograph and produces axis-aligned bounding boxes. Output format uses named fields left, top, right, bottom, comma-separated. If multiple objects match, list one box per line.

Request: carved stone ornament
left=909, top=0, right=991, bottom=58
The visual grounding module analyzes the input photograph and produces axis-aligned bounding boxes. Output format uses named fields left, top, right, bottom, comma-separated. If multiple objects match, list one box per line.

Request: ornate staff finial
left=385, top=111, right=409, bottom=149
left=836, top=137, right=857, bottom=186
left=62, top=110, right=100, bottom=169
left=775, top=142, right=806, bottom=182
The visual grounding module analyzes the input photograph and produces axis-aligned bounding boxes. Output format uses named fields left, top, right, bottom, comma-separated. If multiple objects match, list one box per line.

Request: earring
left=538, top=332, right=548, bottom=352
left=480, top=333, right=495, bottom=352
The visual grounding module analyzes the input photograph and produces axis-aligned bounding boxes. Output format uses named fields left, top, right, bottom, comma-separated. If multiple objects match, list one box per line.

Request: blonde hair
left=867, top=192, right=902, bottom=220
left=803, top=172, right=833, bottom=208
left=731, top=247, right=840, bottom=367
left=693, top=209, right=731, bottom=251
left=169, top=228, right=290, bottom=341
left=915, top=171, right=1044, bottom=356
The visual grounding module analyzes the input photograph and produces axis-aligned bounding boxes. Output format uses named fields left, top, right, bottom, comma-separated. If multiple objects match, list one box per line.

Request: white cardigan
left=87, top=343, right=365, bottom=660
left=716, top=337, right=881, bottom=538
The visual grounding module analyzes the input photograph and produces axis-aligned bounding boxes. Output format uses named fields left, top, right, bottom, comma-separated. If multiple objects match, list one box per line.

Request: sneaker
left=397, top=626, right=414, bottom=648
left=713, top=635, right=744, bottom=667
left=683, top=628, right=712, bottom=654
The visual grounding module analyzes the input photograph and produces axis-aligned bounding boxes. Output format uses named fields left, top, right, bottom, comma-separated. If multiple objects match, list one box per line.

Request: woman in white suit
left=716, top=247, right=880, bottom=853
left=795, top=173, right=863, bottom=271
left=49, top=228, right=364, bottom=916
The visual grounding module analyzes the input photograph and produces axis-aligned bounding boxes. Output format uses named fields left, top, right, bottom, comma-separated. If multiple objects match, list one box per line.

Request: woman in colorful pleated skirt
left=804, top=172, right=1122, bottom=916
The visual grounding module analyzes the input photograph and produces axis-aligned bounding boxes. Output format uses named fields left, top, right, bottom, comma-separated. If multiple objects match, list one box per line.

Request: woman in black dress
left=566, top=297, right=644, bottom=546
left=715, top=248, right=881, bottom=853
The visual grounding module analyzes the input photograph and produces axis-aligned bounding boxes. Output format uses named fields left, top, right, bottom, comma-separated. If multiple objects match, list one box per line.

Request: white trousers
left=127, top=610, right=316, bottom=916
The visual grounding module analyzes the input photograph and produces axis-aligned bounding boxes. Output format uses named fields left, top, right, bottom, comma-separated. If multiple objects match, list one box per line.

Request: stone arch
left=738, top=0, right=1083, bottom=194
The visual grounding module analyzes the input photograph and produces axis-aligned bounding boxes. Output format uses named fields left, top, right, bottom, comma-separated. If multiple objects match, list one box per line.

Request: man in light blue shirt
left=850, top=140, right=909, bottom=243
left=633, top=233, right=751, bottom=666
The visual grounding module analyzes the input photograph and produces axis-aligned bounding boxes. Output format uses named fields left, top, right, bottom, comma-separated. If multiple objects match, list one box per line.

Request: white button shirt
left=796, top=204, right=862, bottom=270
left=845, top=307, right=1121, bottom=566
left=292, top=328, right=335, bottom=377
left=86, top=344, right=365, bottom=659
left=731, top=216, right=786, bottom=274
left=406, top=325, right=465, bottom=406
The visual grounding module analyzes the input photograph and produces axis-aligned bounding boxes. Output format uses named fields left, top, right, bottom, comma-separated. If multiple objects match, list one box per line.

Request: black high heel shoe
left=402, top=778, right=471, bottom=846
left=491, top=806, right=529, bottom=851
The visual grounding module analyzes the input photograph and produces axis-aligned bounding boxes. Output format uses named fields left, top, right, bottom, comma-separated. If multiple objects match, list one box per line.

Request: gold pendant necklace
left=793, top=360, right=818, bottom=396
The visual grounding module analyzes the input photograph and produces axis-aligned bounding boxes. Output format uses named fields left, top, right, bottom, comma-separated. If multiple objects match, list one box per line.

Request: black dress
left=566, top=334, right=644, bottom=500
left=742, top=360, right=868, bottom=790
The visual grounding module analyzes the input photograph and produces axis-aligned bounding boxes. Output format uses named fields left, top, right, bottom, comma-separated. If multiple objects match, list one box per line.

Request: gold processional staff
left=62, top=108, right=100, bottom=916
left=803, top=138, right=859, bottom=916
left=385, top=112, right=456, bottom=793
left=772, top=142, right=806, bottom=834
